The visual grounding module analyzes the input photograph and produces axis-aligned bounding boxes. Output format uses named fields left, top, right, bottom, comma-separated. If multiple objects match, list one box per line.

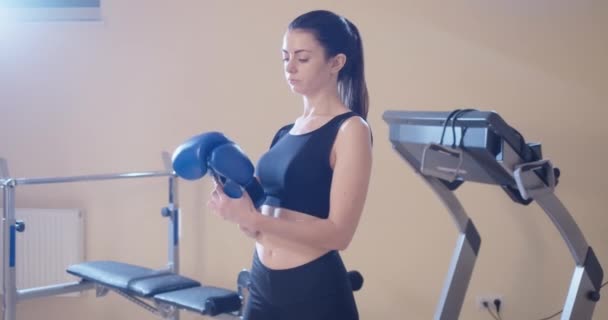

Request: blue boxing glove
left=171, top=132, right=243, bottom=198
left=171, top=132, right=230, bottom=180
left=171, top=132, right=265, bottom=207
left=208, top=143, right=265, bottom=208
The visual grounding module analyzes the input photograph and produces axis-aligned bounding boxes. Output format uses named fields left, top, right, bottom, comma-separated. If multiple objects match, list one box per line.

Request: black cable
left=458, top=126, right=469, bottom=148
left=494, top=298, right=503, bottom=320
left=483, top=301, right=499, bottom=320
left=449, top=108, right=476, bottom=148
left=536, top=309, right=563, bottom=320
left=535, top=280, right=608, bottom=320
left=482, top=280, right=608, bottom=320
left=439, top=109, right=463, bottom=145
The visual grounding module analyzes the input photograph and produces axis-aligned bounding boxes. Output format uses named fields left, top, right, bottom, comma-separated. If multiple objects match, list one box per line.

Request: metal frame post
left=514, top=162, right=603, bottom=320
left=390, top=146, right=481, bottom=320
left=423, top=177, right=480, bottom=320
left=166, top=175, right=180, bottom=320
left=2, top=180, right=17, bottom=320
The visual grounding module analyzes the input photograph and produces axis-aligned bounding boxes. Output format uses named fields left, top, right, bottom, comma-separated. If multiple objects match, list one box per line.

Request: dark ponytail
left=289, top=10, right=369, bottom=120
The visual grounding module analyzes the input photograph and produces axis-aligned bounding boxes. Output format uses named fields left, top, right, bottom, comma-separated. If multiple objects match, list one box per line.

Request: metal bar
left=113, top=288, right=162, bottom=317
left=394, top=149, right=470, bottom=232
left=167, top=175, right=180, bottom=320
left=561, top=264, right=599, bottom=319
left=435, top=234, right=474, bottom=320
left=423, top=176, right=469, bottom=232
left=14, top=170, right=173, bottom=186
left=434, top=221, right=480, bottom=320
left=2, top=181, right=17, bottom=320
left=168, top=176, right=179, bottom=273
left=17, top=281, right=95, bottom=301
left=1, top=183, right=5, bottom=318
left=535, top=194, right=588, bottom=266
left=421, top=176, right=479, bottom=320
left=394, top=153, right=476, bottom=320
left=522, top=175, right=601, bottom=319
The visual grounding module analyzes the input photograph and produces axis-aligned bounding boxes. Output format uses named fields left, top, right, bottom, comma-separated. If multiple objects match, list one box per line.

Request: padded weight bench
left=67, top=260, right=363, bottom=319
left=67, top=261, right=246, bottom=318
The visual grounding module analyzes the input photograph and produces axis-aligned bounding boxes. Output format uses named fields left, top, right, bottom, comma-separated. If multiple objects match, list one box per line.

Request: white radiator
left=1, top=208, right=84, bottom=294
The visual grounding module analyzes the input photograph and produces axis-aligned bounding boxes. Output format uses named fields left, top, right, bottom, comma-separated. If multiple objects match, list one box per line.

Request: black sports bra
left=256, top=112, right=358, bottom=219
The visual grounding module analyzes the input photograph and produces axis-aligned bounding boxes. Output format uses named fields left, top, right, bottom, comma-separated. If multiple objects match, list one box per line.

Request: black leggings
left=243, top=250, right=359, bottom=320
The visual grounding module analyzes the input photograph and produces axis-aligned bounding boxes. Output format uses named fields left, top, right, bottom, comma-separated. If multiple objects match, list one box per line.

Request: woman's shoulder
left=337, top=113, right=372, bottom=146
left=339, top=113, right=370, bottom=133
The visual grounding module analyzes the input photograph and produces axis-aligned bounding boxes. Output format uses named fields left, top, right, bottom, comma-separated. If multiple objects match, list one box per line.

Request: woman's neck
left=301, top=87, right=346, bottom=118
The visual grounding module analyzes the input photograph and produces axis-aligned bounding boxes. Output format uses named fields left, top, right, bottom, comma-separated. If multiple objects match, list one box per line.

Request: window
left=0, top=0, right=101, bottom=21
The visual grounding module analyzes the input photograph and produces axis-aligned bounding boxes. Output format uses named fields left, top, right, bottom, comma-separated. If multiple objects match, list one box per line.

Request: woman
left=208, top=10, right=372, bottom=320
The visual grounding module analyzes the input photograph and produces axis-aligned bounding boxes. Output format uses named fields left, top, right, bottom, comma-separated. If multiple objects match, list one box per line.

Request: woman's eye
left=282, top=57, right=308, bottom=63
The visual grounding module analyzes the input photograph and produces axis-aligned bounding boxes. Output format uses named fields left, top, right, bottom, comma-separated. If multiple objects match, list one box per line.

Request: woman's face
left=282, top=29, right=338, bottom=96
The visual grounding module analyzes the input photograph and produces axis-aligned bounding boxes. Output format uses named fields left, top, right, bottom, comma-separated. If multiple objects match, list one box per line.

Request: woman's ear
left=330, top=53, right=347, bottom=75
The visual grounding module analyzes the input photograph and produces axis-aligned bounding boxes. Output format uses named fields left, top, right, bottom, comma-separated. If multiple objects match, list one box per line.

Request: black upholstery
left=67, top=261, right=200, bottom=297
left=154, top=286, right=242, bottom=316
left=67, top=260, right=242, bottom=316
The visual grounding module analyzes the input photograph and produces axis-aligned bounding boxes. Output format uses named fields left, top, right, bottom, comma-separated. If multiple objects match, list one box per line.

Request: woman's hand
left=206, top=180, right=259, bottom=232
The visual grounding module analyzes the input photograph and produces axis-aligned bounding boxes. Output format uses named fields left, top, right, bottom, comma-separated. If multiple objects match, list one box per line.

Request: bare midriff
left=255, top=204, right=330, bottom=270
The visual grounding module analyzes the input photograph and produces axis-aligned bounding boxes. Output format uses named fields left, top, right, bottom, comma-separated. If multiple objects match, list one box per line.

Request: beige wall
left=1, top=0, right=607, bottom=319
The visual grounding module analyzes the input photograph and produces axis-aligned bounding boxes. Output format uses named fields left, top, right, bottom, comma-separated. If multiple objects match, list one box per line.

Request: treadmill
left=383, top=110, right=603, bottom=320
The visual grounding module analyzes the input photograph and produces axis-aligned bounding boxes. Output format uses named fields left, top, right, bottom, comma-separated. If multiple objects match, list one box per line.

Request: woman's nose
left=285, top=60, right=297, bottom=74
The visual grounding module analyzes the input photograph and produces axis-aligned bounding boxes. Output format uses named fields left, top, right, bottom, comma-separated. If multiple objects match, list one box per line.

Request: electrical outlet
left=476, top=295, right=503, bottom=311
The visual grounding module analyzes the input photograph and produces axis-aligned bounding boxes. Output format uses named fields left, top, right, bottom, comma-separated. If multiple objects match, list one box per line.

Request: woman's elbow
left=325, top=219, right=358, bottom=251
left=333, top=232, right=355, bottom=251
left=335, top=242, right=350, bottom=251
